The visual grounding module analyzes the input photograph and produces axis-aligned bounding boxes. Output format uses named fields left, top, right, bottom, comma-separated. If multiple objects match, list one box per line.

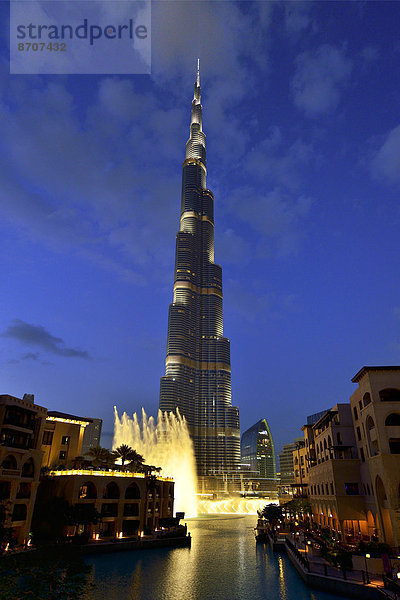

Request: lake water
left=84, top=515, right=346, bottom=600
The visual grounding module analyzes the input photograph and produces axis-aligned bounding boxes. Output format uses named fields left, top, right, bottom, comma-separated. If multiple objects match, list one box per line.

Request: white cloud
left=245, top=127, right=314, bottom=190
left=371, top=124, right=400, bottom=184
left=292, top=44, right=352, bottom=116
left=215, top=228, right=250, bottom=265
left=284, top=2, right=314, bottom=36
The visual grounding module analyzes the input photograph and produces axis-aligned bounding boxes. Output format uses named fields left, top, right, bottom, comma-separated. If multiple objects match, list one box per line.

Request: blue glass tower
left=241, top=419, right=277, bottom=481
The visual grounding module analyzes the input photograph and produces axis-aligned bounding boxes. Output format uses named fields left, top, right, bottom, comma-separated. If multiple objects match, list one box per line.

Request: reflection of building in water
left=239, top=419, right=278, bottom=495
left=290, top=366, right=400, bottom=551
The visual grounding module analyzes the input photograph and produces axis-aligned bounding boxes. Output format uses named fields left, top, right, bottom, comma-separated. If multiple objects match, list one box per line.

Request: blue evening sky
left=1, top=1, right=400, bottom=457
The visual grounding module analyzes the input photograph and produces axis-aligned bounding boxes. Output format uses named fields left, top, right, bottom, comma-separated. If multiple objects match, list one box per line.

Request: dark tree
left=260, top=504, right=283, bottom=526
left=31, top=496, right=70, bottom=543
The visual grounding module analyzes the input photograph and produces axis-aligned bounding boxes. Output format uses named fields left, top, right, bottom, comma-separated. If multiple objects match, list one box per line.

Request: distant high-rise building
left=241, top=419, right=277, bottom=481
left=81, top=417, right=103, bottom=456
left=279, top=438, right=304, bottom=488
left=159, top=62, right=240, bottom=477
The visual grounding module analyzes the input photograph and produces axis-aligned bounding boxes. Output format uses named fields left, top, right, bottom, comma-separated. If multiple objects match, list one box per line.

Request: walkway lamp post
left=364, top=553, right=370, bottom=584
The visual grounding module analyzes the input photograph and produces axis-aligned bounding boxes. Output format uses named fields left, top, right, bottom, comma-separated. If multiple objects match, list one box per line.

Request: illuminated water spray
left=113, top=408, right=198, bottom=517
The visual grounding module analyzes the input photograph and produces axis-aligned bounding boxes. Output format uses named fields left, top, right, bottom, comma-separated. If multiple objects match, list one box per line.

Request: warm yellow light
left=49, top=469, right=172, bottom=481
left=366, top=554, right=371, bottom=559
left=95, top=533, right=99, bottom=540
left=118, top=532, right=123, bottom=539
left=46, top=416, right=89, bottom=427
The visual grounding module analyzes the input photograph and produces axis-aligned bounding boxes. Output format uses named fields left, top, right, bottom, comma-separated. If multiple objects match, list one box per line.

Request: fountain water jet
left=113, top=407, right=198, bottom=517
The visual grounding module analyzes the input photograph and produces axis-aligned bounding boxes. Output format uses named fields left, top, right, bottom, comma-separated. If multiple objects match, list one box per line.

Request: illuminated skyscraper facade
left=159, top=64, right=240, bottom=477
left=241, top=419, right=277, bottom=481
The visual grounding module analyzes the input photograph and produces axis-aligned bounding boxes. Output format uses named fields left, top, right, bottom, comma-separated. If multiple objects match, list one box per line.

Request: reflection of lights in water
left=199, top=498, right=278, bottom=515
left=278, top=555, right=287, bottom=600
left=113, top=407, right=198, bottom=516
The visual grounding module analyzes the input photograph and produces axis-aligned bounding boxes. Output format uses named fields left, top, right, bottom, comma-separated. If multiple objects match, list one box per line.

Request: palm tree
left=142, top=464, right=162, bottom=476
left=111, top=445, right=145, bottom=471
left=84, top=446, right=113, bottom=469
left=126, top=451, right=147, bottom=473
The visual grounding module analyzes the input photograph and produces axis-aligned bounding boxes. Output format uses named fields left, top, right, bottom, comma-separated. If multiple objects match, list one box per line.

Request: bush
left=356, top=540, right=392, bottom=557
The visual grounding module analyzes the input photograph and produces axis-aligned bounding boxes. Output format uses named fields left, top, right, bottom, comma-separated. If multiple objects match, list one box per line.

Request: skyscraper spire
left=196, top=58, right=200, bottom=86
left=159, top=68, right=241, bottom=480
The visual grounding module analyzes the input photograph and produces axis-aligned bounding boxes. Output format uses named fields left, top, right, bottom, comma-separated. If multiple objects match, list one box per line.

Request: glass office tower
left=159, top=63, right=240, bottom=477
left=241, top=419, right=277, bottom=480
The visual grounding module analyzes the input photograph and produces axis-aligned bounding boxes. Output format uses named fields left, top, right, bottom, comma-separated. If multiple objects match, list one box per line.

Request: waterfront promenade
left=262, top=528, right=400, bottom=600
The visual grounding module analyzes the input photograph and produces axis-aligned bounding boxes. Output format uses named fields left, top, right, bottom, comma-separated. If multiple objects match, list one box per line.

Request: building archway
left=375, top=475, right=393, bottom=546
left=366, top=510, right=376, bottom=539
left=21, top=457, right=34, bottom=478
left=79, top=481, right=97, bottom=499
left=385, top=413, right=400, bottom=426
left=125, top=482, right=141, bottom=499
left=1, top=455, right=17, bottom=470
left=103, top=482, right=120, bottom=499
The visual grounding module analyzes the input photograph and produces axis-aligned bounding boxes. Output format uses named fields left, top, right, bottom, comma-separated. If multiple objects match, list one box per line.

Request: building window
left=124, top=503, right=139, bottom=517
left=360, top=447, right=365, bottom=462
left=389, top=439, right=400, bottom=454
left=330, top=482, right=334, bottom=495
left=59, top=450, right=67, bottom=460
left=363, top=392, right=371, bottom=407
left=16, top=482, right=31, bottom=499
left=379, top=388, right=400, bottom=402
left=0, top=481, right=11, bottom=500
left=42, top=430, right=54, bottom=445
left=385, top=413, right=400, bottom=426
left=356, top=426, right=362, bottom=441
left=353, top=406, right=358, bottom=421
left=61, top=436, right=70, bottom=446
left=12, top=503, right=27, bottom=521
left=345, top=483, right=359, bottom=495
left=101, top=503, right=118, bottom=517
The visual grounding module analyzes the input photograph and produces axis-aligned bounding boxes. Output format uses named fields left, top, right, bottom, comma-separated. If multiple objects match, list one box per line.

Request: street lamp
left=364, top=553, right=370, bottom=584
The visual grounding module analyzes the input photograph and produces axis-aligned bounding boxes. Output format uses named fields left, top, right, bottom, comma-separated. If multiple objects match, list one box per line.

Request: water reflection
left=85, top=516, right=347, bottom=600
left=278, top=555, right=287, bottom=600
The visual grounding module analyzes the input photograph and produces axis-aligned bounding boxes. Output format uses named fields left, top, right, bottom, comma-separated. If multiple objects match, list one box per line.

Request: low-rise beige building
left=308, top=404, right=366, bottom=538
left=350, top=366, right=400, bottom=549
left=37, top=470, right=174, bottom=538
left=292, top=366, right=400, bottom=551
left=0, top=394, right=47, bottom=544
left=41, top=411, right=91, bottom=469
